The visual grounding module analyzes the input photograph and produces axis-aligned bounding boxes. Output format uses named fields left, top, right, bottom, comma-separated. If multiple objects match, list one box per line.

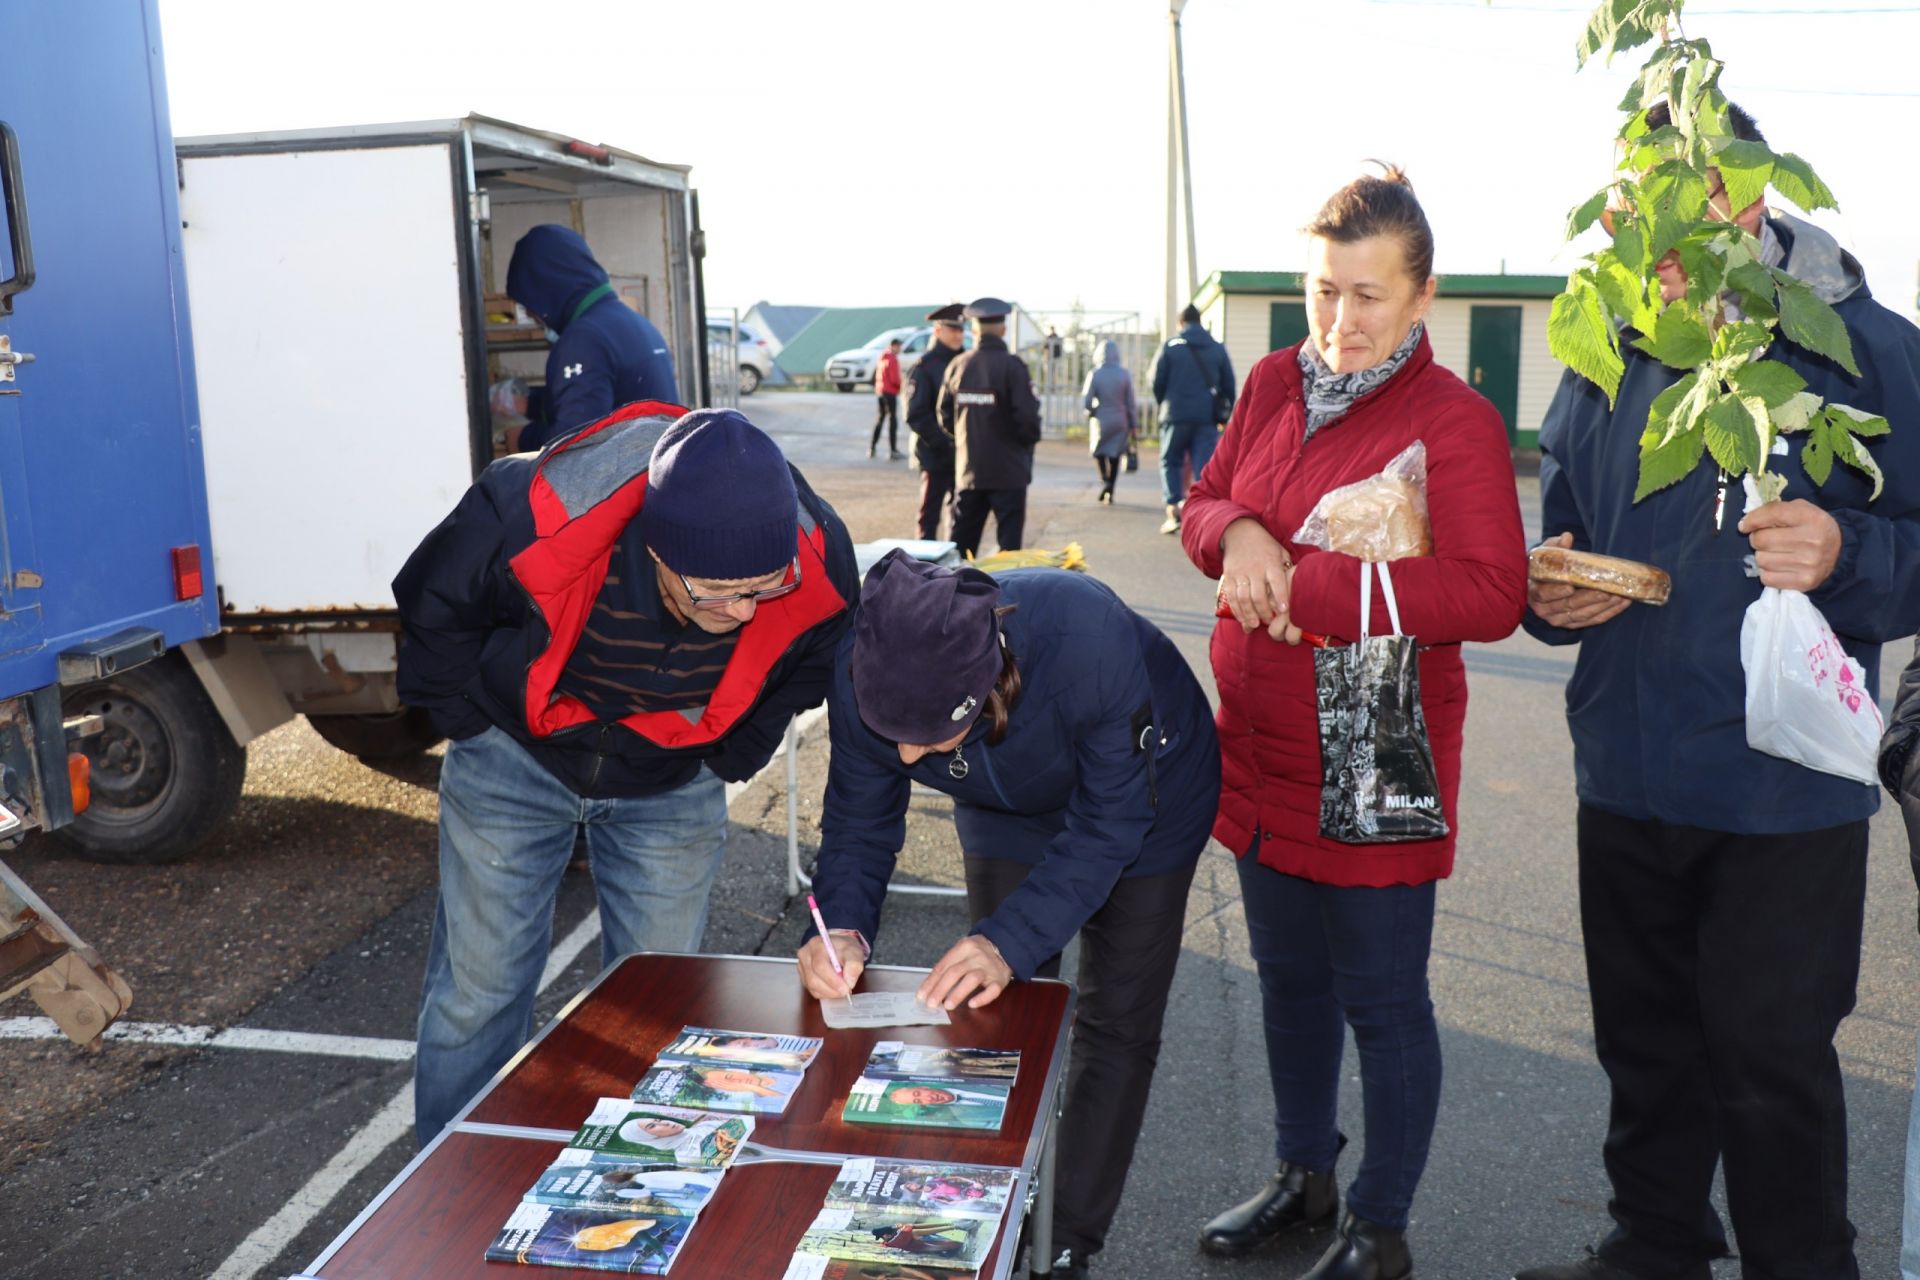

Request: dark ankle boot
left=1301, top=1211, right=1412, bottom=1280
left=1197, top=1147, right=1341, bottom=1257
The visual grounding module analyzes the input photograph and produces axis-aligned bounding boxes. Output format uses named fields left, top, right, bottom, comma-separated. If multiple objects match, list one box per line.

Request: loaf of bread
left=1528, top=546, right=1671, bottom=605
left=1323, top=476, right=1433, bottom=561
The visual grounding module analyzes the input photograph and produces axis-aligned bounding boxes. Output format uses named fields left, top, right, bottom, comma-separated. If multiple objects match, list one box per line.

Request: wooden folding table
left=298, top=953, right=1075, bottom=1279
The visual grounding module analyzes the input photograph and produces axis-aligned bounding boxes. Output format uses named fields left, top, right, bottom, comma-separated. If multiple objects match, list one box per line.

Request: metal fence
left=704, top=307, right=742, bottom=411
left=1009, top=309, right=1159, bottom=441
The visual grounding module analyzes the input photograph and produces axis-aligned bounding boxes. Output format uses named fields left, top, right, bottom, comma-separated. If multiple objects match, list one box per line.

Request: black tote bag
left=1315, top=560, right=1449, bottom=843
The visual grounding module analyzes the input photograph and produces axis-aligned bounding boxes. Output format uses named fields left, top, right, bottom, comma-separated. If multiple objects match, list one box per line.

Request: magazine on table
left=631, top=1059, right=806, bottom=1115
left=567, top=1098, right=754, bottom=1170
left=792, top=1202, right=1000, bottom=1272
left=525, top=1149, right=724, bottom=1219
left=823, top=1155, right=1019, bottom=1219
left=781, top=1255, right=978, bottom=1280
left=861, top=1042, right=1021, bottom=1084
left=841, top=1074, right=1011, bottom=1131
left=484, top=1201, right=693, bottom=1274
left=657, top=1026, right=823, bottom=1071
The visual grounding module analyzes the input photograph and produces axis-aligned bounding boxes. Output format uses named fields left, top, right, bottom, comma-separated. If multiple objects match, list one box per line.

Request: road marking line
left=207, top=713, right=819, bottom=1278
left=0, top=1017, right=415, bottom=1060
left=209, top=1080, right=416, bottom=1280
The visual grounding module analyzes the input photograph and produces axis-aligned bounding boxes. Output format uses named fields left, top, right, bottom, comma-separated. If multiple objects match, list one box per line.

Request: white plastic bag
left=1740, top=587, right=1882, bottom=785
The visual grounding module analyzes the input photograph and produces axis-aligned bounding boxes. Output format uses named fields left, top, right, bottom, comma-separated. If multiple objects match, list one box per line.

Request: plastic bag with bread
left=1293, top=441, right=1433, bottom=562
left=1527, top=545, right=1671, bottom=605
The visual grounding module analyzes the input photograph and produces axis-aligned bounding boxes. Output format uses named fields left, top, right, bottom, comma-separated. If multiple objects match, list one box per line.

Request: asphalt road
left=0, top=390, right=1914, bottom=1279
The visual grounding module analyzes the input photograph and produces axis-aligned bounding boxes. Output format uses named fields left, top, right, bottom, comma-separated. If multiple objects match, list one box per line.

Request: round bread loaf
left=1324, top=476, right=1432, bottom=561
left=1528, top=546, right=1671, bottom=605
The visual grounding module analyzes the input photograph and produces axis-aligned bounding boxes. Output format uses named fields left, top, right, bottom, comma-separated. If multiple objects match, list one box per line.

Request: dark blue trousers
left=1235, top=846, right=1441, bottom=1230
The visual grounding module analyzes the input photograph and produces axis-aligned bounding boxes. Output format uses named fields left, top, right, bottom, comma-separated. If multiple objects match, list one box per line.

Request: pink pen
left=806, top=894, right=852, bottom=1004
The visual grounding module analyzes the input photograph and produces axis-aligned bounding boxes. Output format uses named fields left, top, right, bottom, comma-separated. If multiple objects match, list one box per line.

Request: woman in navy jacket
left=798, top=551, right=1219, bottom=1279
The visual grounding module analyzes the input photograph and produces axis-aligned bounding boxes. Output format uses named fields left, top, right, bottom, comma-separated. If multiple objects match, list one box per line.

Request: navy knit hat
left=852, top=550, right=1004, bottom=744
left=639, top=409, right=798, bottom=580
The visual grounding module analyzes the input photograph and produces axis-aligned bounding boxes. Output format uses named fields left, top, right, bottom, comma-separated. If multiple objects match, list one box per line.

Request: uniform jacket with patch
left=1181, top=332, right=1528, bottom=887
left=394, top=401, right=857, bottom=797
left=905, top=339, right=961, bottom=473
left=937, top=334, right=1043, bottom=491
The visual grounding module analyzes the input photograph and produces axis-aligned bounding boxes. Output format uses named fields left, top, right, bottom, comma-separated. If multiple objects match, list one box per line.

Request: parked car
left=707, top=320, right=774, bottom=395
left=897, top=325, right=972, bottom=380
left=825, top=326, right=921, bottom=392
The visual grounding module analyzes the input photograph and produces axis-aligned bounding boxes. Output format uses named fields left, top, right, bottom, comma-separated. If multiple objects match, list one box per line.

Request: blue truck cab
left=0, top=0, right=231, bottom=856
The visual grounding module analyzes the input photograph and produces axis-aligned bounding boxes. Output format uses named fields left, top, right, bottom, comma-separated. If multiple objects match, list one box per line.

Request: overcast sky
left=156, top=0, right=1919, bottom=326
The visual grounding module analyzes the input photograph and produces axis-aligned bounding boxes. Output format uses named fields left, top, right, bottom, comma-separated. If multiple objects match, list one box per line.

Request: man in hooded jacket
left=1513, top=104, right=1920, bottom=1280
left=507, top=224, right=679, bottom=451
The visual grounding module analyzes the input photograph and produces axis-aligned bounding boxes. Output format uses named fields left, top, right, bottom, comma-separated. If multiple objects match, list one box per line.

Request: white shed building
left=1191, top=270, right=1567, bottom=448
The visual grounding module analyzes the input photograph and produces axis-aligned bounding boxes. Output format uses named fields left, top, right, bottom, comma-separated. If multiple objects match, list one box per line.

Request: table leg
left=1028, top=1104, right=1058, bottom=1279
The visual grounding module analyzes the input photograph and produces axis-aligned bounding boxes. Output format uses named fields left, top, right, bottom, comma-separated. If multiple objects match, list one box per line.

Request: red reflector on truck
left=172, top=545, right=203, bottom=599
left=68, top=752, right=90, bottom=815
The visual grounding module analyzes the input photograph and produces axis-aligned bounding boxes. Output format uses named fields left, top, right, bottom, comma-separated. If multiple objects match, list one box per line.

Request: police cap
left=925, top=302, right=965, bottom=327
left=963, top=297, right=1010, bottom=322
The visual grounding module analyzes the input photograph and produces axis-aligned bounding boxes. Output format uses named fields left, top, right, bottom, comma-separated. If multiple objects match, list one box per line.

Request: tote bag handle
left=1356, top=560, right=1405, bottom=641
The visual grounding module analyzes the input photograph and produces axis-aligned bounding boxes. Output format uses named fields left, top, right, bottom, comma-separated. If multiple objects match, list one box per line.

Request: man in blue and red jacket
left=394, top=404, right=856, bottom=1143
left=507, top=224, right=680, bottom=451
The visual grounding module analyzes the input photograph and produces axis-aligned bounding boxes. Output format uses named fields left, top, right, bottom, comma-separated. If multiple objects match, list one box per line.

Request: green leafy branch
left=1548, top=0, right=1889, bottom=504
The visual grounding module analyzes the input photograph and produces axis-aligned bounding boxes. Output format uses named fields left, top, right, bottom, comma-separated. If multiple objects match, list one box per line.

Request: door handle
left=1472, top=366, right=1483, bottom=385
left=0, top=121, right=34, bottom=316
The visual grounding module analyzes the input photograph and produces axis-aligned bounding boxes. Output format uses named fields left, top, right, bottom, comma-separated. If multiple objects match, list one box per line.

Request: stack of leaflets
left=841, top=1042, right=1020, bottom=1132
left=482, top=1099, right=752, bottom=1273
left=631, top=1026, right=824, bottom=1116
left=781, top=1155, right=1018, bottom=1276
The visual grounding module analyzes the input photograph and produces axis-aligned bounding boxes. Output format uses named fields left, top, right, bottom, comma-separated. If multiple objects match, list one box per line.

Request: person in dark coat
left=1879, top=648, right=1920, bottom=1280
left=506, top=224, right=679, bottom=451
left=797, top=553, right=1220, bottom=1280
left=394, top=404, right=857, bottom=1145
left=1082, top=339, right=1138, bottom=505
left=1513, top=104, right=1920, bottom=1280
left=905, top=304, right=966, bottom=540
left=1151, top=303, right=1235, bottom=535
left=937, top=297, right=1043, bottom=557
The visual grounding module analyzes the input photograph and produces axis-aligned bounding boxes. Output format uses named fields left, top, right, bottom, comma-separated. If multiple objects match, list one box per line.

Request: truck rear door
left=176, top=133, right=478, bottom=618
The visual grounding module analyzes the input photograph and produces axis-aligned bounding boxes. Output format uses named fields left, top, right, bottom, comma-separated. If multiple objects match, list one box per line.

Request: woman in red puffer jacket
left=1181, top=166, right=1527, bottom=1280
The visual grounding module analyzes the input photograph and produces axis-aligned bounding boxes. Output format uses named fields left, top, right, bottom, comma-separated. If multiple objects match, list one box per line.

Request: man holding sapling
left=1517, top=98, right=1920, bottom=1280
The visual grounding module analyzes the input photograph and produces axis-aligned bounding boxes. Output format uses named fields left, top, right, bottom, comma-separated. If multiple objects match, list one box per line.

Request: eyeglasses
left=678, top=559, right=802, bottom=610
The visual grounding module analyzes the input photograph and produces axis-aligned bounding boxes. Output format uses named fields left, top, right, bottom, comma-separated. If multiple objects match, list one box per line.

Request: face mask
left=544, top=327, right=561, bottom=344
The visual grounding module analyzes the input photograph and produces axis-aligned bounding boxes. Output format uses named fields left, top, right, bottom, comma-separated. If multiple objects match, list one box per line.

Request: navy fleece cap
left=851, top=550, right=1003, bottom=744
left=639, top=409, right=798, bottom=581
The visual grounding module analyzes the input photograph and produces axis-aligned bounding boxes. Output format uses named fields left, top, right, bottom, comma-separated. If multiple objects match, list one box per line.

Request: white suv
left=706, top=321, right=775, bottom=395
left=825, top=326, right=921, bottom=392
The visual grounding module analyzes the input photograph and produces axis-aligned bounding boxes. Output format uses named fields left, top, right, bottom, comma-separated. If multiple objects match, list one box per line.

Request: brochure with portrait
left=824, top=1156, right=1019, bottom=1220
left=631, top=1059, right=805, bottom=1115
left=862, top=1042, right=1021, bottom=1084
left=792, top=1204, right=998, bottom=1272
left=841, top=1075, right=1011, bottom=1131
left=781, top=1258, right=976, bottom=1280
left=567, top=1098, right=753, bottom=1170
left=484, top=1201, right=693, bottom=1274
left=658, top=1026, right=823, bottom=1072
left=525, top=1149, right=724, bottom=1220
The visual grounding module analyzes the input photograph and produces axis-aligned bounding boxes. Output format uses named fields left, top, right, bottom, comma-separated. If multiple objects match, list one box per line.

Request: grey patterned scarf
left=1297, top=320, right=1426, bottom=441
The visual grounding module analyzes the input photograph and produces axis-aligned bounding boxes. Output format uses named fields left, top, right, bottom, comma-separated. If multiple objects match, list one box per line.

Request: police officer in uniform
left=905, top=303, right=966, bottom=540
left=938, top=297, right=1043, bottom=557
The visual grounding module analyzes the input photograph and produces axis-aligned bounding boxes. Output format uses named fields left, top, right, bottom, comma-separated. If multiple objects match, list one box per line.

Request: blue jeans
left=1159, top=418, right=1219, bottom=507
left=413, top=725, right=729, bottom=1144
left=1235, top=849, right=1441, bottom=1231
left=1906, top=1026, right=1920, bottom=1280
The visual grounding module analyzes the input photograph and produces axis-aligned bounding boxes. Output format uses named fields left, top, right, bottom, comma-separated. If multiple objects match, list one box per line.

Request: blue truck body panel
left=0, top=0, right=218, bottom=698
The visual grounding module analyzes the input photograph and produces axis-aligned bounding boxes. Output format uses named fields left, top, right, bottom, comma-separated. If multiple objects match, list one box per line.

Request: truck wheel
left=307, top=707, right=444, bottom=760
left=835, top=382, right=853, bottom=393
left=739, top=365, right=762, bottom=395
left=55, top=654, right=246, bottom=865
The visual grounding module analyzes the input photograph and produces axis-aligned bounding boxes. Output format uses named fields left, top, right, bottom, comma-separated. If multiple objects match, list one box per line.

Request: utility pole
left=1164, top=0, right=1197, bottom=341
